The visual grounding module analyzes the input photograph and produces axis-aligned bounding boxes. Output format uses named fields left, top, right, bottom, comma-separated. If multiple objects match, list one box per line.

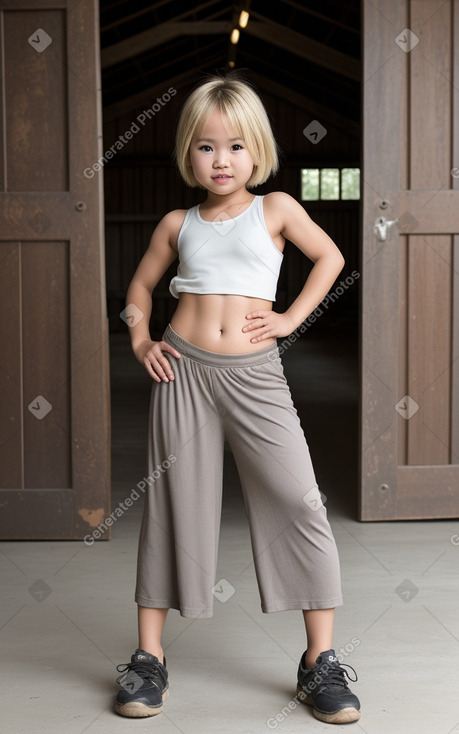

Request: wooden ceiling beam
left=280, top=0, right=359, bottom=35
left=245, top=15, right=360, bottom=81
left=249, top=71, right=360, bottom=139
left=103, top=62, right=359, bottom=140
left=103, top=60, right=224, bottom=122
left=101, top=20, right=231, bottom=69
left=239, top=45, right=357, bottom=109
left=101, top=0, right=223, bottom=34
left=105, top=37, right=222, bottom=95
left=101, top=19, right=360, bottom=81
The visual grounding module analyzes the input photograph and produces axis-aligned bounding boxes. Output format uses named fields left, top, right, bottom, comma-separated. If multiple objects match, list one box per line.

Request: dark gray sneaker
left=297, top=648, right=360, bottom=724
left=115, top=649, right=169, bottom=717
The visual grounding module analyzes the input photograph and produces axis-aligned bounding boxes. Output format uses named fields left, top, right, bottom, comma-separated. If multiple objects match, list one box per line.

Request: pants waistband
left=162, top=323, right=280, bottom=367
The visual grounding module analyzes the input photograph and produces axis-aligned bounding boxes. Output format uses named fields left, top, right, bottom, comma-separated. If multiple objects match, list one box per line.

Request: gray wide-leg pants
left=135, top=323, right=343, bottom=618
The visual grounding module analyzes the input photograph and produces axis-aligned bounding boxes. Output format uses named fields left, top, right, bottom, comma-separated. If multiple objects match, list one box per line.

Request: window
left=301, top=167, right=360, bottom=201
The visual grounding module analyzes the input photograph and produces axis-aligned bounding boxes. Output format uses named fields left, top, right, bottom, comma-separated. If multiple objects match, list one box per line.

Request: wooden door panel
left=397, top=466, right=459, bottom=518
left=22, top=241, right=70, bottom=488
left=361, top=0, right=459, bottom=519
left=0, top=1, right=110, bottom=539
left=0, top=490, right=75, bottom=539
left=0, top=243, right=22, bottom=488
left=4, top=8, right=68, bottom=191
left=406, top=236, right=452, bottom=465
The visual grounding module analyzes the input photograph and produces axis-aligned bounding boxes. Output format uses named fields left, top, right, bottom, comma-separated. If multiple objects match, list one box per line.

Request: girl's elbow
left=334, top=251, right=345, bottom=272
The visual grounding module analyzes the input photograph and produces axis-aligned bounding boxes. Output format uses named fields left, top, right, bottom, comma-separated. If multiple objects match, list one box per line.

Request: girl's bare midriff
left=169, top=292, right=276, bottom=353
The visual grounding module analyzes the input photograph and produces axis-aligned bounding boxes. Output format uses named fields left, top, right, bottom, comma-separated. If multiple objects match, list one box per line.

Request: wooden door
left=360, top=0, right=459, bottom=519
left=0, top=1, right=110, bottom=538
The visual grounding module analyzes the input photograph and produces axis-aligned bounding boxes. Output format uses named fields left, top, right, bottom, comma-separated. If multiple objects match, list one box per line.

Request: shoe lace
left=116, top=659, right=163, bottom=685
left=316, top=661, right=358, bottom=692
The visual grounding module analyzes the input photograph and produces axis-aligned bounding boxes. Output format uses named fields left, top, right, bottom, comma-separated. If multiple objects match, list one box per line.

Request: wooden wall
left=102, top=85, right=360, bottom=337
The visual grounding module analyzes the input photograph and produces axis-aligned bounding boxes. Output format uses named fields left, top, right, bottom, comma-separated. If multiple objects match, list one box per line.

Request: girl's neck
left=201, top=188, right=254, bottom=211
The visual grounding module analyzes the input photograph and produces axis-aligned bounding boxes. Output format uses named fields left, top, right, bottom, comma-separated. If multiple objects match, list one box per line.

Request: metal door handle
left=373, top=216, right=397, bottom=242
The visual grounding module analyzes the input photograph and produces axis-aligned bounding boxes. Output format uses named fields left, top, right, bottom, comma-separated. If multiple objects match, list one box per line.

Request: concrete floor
left=2, top=324, right=459, bottom=734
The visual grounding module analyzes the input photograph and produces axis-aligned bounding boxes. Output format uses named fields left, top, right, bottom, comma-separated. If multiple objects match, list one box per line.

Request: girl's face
left=188, top=107, right=255, bottom=194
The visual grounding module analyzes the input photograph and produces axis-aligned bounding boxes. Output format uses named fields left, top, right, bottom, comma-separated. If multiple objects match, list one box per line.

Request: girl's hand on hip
left=133, top=340, right=181, bottom=382
left=242, top=311, right=295, bottom=343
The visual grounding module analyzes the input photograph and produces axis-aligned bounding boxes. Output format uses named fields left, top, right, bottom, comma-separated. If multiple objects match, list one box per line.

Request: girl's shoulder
left=262, top=191, right=305, bottom=225
left=160, top=208, right=188, bottom=229
left=263, top=191, right=300, bottom=210
left=155, top=209, right=188, bottom=251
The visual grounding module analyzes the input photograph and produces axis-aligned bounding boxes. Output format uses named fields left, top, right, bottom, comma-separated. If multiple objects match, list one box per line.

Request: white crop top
left=169, top=195, right=283, bottom=301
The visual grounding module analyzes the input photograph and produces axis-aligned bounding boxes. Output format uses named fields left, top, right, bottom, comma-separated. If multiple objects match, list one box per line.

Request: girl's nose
left=213, top=151, right=229, bottom=167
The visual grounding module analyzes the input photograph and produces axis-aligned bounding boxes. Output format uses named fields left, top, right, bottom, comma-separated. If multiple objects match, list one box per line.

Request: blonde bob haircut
left=175, top=73, right=279, bottom=189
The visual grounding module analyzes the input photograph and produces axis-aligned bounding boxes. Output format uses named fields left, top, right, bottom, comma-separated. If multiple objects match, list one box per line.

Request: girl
left=114, top=73, right=361, bottom=725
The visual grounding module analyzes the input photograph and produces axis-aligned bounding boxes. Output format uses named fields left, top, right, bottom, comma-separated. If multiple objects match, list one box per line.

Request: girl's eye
left=199, top=145, right=212, bottom=152
left=231, top=144, right=243, bottom=151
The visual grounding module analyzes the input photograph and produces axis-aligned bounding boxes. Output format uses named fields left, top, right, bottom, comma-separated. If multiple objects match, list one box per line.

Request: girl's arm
left=243, top=192, right=345, bottom=342
left=125, top=210, right=184, bottom=381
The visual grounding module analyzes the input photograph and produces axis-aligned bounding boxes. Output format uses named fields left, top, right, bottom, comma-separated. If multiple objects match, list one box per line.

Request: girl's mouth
left=212, top=175, right=232, bottom=184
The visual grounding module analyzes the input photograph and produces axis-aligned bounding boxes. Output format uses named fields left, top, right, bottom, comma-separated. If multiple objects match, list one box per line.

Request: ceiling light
left=239, top=10, right=249, bottom=28
left=230, top=28, right=240, bottom=44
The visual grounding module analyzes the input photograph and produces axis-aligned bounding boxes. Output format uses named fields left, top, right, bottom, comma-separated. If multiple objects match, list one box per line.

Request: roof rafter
left=245, top=14, right=360, bottom=81
left=101, top=0, right=224, bottom=33
left=101, top=19, right=360, bottom=81
left=101, top=20, right=231, bottom=69
left=103, top=61, right=224, bottom=122
left=280, top=0, right=359, bottom=35
left=249, top=72, right=360, bottom=139
left=104, top=61, right=359, bottom=140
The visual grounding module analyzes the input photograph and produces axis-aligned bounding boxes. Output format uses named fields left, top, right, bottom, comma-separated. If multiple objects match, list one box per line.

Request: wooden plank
left=68, top=0, right=111, bottom=538
left=0, top=0, right=66, bottom=6
left=0, top=490, right=75, bottom=539
left=405, top=0, right=453, bottom=466
left=0, top=10, right=5, bottom=192
left=0, top=243, right=22, bottom=488
left=453, top=237, right=459, bottom=463
left=406, top=236, right=452, bottom=464
left=4, top=9, right=67, bottom=190
left=22, top=242, right=71, bottom=488
left=396, top=465, right=459, bottom=518
left=0, top=195, right=92, bottom=239
left=397, top=11, right=410, bottom=469
left=452, top=0, right=459, bottom=464
left=410, top=0, right=452, bottom=189
left=398, top=235, right=408, bottom=464
left=360, top=0, right=406, bottom=520
left=398, top=191, right=459, bottom=232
